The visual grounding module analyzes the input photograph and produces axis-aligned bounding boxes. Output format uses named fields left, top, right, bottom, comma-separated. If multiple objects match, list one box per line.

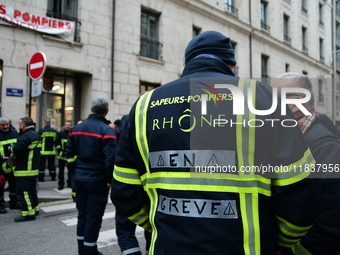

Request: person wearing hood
left=111, top=31, right=319, bottom=254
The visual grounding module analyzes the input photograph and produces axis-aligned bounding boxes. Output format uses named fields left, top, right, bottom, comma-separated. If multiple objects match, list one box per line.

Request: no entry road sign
left=28, top=52, right=46, bottom=80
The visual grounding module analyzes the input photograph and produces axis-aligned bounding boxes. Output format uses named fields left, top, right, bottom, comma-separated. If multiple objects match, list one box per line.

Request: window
left=336, top=22, right=340, bottom=42
left=193, top=26, right=201, bottom=38
left=301, top=0, right=308, bottom=14
left=337, top=71, right=340, bottom=91
left=337, top=95, right=340, bottom=116
left=319, top=4, right=324, bottom=26
left=47, top=0, right=80, bottom=42
left=319, top=38, right=324, bottom=62
left=225, top=0, right=238, bottom=15
left=337, top=0, right=340, bottom=17
left=140, top=81, right=160, bottom=93
left=318, top=78, right=324, bottom=103
left=285, top=63, right=290, bottom=72
left=260, top=1, right=270, bottom=31
left=261, top=55, right=269, bottom=83
left=283, top=14, right=291, bottom=43
left=140, top=9, right=162, bottom=60
left=302, top=27, right=308, bottom=52
left=337, top=47, right=340, bottom=67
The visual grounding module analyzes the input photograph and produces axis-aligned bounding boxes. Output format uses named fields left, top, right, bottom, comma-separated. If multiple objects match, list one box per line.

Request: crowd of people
left=1, top=30, right=340, bottom=255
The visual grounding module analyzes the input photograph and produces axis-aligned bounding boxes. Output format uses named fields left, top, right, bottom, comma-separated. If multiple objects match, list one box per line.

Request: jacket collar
left=181, top=56, right=235, bottom=77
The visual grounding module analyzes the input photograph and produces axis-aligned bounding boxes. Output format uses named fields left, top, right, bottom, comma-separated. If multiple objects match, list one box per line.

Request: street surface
left=1, top=183, right=147, bottom=255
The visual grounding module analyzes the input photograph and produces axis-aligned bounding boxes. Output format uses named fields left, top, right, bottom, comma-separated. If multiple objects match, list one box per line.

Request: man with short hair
left=38, top=119, right=58, bottom=182
left=65, top=97, right=117, bottom=255
left=273, top=72, right=340, bottom=254
left=0, top=117, right=19, bottom=213
left=56, top=121, right=75, bottom=190
left=10, top=117, right=41, bottom=222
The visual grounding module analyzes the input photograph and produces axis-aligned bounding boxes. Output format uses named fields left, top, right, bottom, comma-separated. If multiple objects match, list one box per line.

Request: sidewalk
left=4, top=179, right=72, bottom=205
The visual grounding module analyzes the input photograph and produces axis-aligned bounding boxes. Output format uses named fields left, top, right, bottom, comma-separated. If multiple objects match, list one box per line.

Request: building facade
left=0, top=0, right=338, bottom=130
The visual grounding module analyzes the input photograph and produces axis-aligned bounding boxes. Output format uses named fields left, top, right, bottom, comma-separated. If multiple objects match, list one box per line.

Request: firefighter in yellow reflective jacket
left=111, top=31, right=320, bottom=255
left=38, top=119, right=58, bottom=182
left=0, top=117, right=19, bottom=213
left=11, top=117, right=41, bottom=222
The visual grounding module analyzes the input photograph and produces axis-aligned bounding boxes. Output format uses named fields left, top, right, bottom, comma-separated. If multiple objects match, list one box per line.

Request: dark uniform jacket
left=56, top=129, right=71, bottom=161
left=11, top=126, right=41, bottom=177
left=111, top=57, right=319, bottom=255
left=65, top=114, right=117, bottom=183
left=291, top=121, right=340, bottom=254
left=38, top=125, right=58, bottom=155
left=0, top=129, right=18, bottom=173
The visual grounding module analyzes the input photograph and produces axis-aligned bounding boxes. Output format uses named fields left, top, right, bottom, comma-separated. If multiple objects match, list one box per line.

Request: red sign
left=28, top=52, right=46, bottom=80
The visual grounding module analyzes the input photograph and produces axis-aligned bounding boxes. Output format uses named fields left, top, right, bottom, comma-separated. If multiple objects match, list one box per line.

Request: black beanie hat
left=184, top=30, right=237, bottom=66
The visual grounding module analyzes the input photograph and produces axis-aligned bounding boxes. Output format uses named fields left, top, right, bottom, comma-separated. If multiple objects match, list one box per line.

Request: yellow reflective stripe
left=14, top=170, right=39, bottom=177
left=277, top=233, right=301, bottom=248
left=277, top=215, right=312, bottom=237
left=66, top=156, right=77, bottom=163
left=237, top=79, right=260, bottom=254
left=128, top=205, right=149, bottom=226
left=41, top=132, right=57, bottom=138
left=22, top=191, right=35, bottom=216
left=114, top=165, right=142, bottom=185
left=135, top=91, right=154, bottom=173
left=141, top=172, right=271, bottom=195
left=147, top=188, right=158, bottom=254
left=0, top=138, right=17, bottom=146
left=292, top=242, right=313, bottom=255
left=272, top=149, right=315, bottom=186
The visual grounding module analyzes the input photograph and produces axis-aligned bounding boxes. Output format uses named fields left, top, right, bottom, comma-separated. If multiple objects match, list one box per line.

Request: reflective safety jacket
left=56, top=129, right=76, bottom=162
left=111, top=58, right=320, bottom=255
left=38, top=125, right=58, bottom=155
left=12, top=126, right=41, bottom=177
left=0, top=129, right=18, bottom=173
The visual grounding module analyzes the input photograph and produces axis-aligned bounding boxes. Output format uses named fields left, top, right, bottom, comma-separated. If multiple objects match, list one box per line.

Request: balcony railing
left=261, top=22, right=270, bottom=32
left=46, top=11, right=81, bottom=42
left=225, top=3, right=238, bottom=15
left=140, top=37, right=163, bottom=60
left=301, top=6, right=308, bottom=14
left=284, top=35, right=291, bottom=43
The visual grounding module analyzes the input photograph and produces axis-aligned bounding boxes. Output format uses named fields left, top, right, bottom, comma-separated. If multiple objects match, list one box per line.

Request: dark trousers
left=39, top=155, right=56, bottom=180
left=4, top=172, right=17, bottom=206
left=75, top=179, right=108, bottom=255
left=115, top=210, right=142, bottom=255
left=58, top=160, right=74, bottom=188
left=16, top=176, right=39, bottom=216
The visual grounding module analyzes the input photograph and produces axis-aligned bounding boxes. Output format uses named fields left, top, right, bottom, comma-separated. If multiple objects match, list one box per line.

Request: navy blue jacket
left=65, top=114, right=117, bottom=183
left=111, top=57, right=319, bottom=255
left=12, top=126, right=41, bottom=177
left=38, top=125, right=58, bottom=155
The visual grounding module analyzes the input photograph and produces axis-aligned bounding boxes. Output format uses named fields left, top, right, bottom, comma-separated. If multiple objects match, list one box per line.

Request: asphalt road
left=1, top=180, right=147, bottom=255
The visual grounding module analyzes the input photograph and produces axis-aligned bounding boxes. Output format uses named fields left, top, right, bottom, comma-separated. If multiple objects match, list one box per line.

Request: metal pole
left=333, top=0, right=337, bottom=122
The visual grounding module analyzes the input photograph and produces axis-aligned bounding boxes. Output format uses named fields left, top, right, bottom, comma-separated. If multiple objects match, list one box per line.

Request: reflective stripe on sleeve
left=272, top=149, right=315, bottom=186
left=291, top=242, right=313, bottom=255
left=114, top=165, right=142, bottom=185
left=277, top=215, right=312, bottom=238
